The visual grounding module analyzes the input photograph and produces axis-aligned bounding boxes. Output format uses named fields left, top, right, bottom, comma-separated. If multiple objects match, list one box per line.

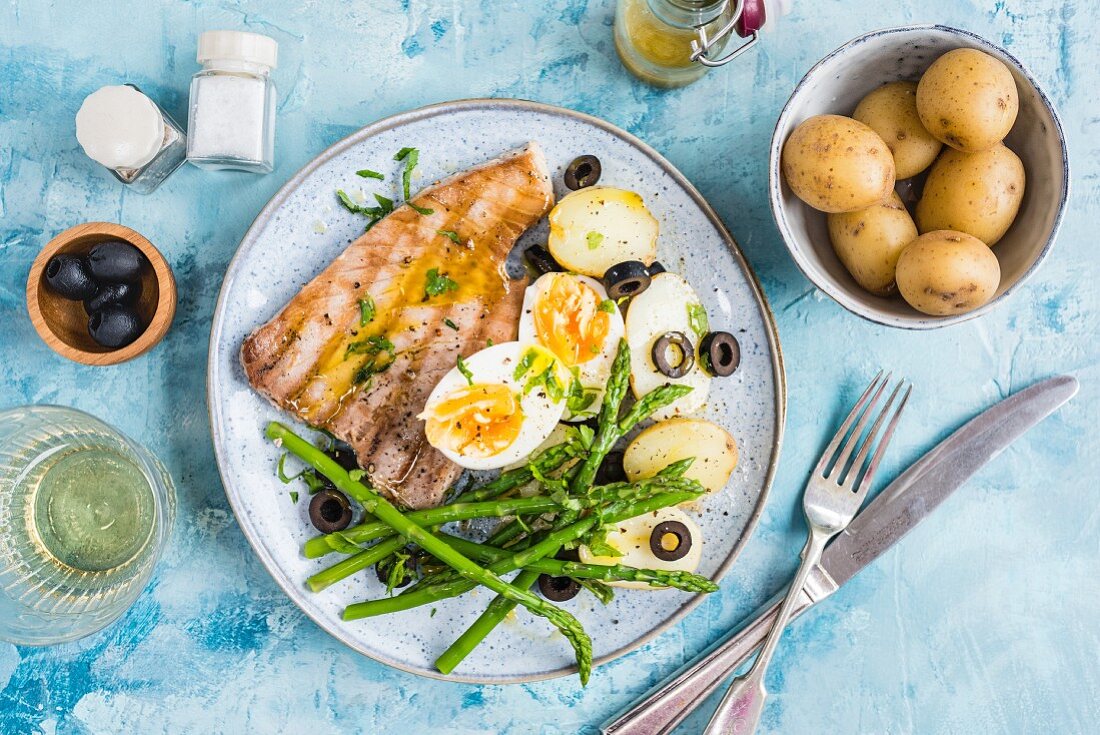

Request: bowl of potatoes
left=769, top=25, right=1069, bottom=328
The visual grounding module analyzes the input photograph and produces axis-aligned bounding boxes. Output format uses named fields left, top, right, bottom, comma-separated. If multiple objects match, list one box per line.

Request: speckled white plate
left=208, top=99, right=785, bottom=683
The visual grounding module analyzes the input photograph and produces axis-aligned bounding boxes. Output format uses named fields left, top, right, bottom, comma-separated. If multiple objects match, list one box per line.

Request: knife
left=601, top=375, right=1079, bottom=735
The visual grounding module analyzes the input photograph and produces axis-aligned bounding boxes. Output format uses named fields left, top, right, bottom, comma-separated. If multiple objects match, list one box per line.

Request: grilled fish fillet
left=242, top=144, right=554, bottom=509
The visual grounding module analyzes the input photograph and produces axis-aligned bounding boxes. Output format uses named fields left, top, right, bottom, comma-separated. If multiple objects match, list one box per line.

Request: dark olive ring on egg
left=649, top=520, right=693, bottom=562
left=309, top=488, right=353, bottom=533
left=563, top=155, right=602, bottom=190
left=651, top=331, right=695, bottom=379
left=699, top=331, right=741, bottom=377
left=538, top=573, right=581, bottom=601
left=603, top=260, right=652, bottom=301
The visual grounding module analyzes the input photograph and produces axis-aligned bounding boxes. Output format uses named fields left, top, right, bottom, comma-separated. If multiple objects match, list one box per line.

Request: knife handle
left=600, top=586, right=816, bottom=735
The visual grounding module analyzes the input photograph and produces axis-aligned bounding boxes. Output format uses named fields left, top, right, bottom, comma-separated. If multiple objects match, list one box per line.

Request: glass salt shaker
left=614, top=0, right=767, bottom=88
left=75, top=85, right=187, bottom=194
left=186, top=30, right=278, bottom=173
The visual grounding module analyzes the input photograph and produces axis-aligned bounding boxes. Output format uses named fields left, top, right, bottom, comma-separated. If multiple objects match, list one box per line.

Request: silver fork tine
left=829, top=374, right=891, bottom=481
left=841, top=380, right=905, bottom=490
left=855, top=383, right=913, bottom=496
left=814, top=370, right=885, bottom=476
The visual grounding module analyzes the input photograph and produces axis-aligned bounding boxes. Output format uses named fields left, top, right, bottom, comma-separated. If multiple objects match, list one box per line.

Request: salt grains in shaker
left=187, top=30, right=278, bottom=173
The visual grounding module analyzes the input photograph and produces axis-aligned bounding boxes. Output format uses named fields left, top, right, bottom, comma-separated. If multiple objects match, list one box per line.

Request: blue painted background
left=1, top=1, right=1097, bottom=733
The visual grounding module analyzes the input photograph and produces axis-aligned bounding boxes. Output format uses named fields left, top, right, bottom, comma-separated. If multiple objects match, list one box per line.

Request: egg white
left=517, top=273, right=625, bottom=421
left=624, top=273, right=711, bottom=421
left=579, top=507, right=704, bottom=589
left=419, top=342, right=568, bottom=470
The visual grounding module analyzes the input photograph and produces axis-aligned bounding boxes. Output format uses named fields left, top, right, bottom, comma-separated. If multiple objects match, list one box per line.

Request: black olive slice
left=538, top=573, right=581, bottom=601
left=651, top=331, right=695, bottom=378
left=594, top=449, right=627, bottom=486
left=309, top=488, right=353, bottom=533
left=699, top=331, right=741, bottom=377
left=563, top=155, right=602, bottom=190
left=524, top=244, right=563, bottom=275
left=602, top=260, right=652, bottom=301
left=647, top=261, right=667, bottom=276
left=649, top=520, right=693, bottom=562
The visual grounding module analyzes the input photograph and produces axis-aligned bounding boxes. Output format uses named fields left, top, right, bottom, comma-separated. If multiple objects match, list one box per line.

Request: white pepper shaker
left=186, top=30, right=278, bottom=173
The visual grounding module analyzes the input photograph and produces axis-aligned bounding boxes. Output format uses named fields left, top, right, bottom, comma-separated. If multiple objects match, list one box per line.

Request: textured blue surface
left=1, top=1, right=1097, bottom=733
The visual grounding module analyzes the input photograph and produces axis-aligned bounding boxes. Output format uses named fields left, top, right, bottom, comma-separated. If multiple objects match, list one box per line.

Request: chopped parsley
left=486, top=338, right=494, bottom=347
left=525, top=363, right=564, bottom=402
left=584, top=526, right=623, bottom=558
left=513, top=350, right=536, bottom=381
left=687, top=303, right=709, bottom=338
left=443, top=318, right=459, bottom=331
left=566, top=375, right=598, bottom=415
left=337, top=189, right=394, bottom=232
left=346, top=334, right=394, bottom=358
left=357, top=169, right=384, bottom=180
left=425, top=268, right=458, bottom=298
left=456, top=355, right=474, bottom=385
left=437, top=229, right=461, bottom=243
left=277, top=454, right=329, bottom=494
left=410, top=203, right=435, bottom=216
left=348, top=469, right=366, bottom=482
left=598, top=299, right=616, bottom=313
left=586, top=231, right=604, bottom=250
left=358, top=296, right=376, bottom=326
left=394, top=147, right=419, bottom=202
left=336, top=189, right=368, bottom=214
left=289, top=491, right=299, bottom=503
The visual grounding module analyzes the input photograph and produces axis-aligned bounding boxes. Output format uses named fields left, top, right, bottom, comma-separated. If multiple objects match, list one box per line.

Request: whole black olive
left=87, top=305, right=144, bottom=348
left=87, top=240, right=147, bottom=283
left=602, top=260, right=652, bottom=301
left=699, top=331, right=741, bottom=377
left=649, top=520, right=693, bottom=562
left=651, top=331, right=695, bottom=379
left=563, top=155, right=602, bottom=190
left=647, top=261, right=667, bottom=276
left=375, top=554, right=414, bottom=588
left=45, top=254, right=98, bottom=300
left=83, top=281, right=141, bottom=314
left=524, top=245, right=563, bottom=275
left=538, top=573, right=581, bottom=601
left=308, top=488, right=353, bottom=533
left=594, top=450, right=627, bottom=486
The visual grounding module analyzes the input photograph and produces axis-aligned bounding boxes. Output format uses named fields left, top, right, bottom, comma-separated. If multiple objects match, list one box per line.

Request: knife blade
left=601, top=375, right=1078, bottom=735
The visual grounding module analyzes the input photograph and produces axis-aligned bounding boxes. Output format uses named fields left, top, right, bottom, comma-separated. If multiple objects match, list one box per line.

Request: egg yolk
left=423, top=383, right=524, bottom=458
left=534, top=274, right=611, bottom=365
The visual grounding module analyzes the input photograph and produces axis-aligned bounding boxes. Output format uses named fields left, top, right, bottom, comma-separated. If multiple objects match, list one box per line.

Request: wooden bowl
left=26, top=222, right=177, bottom=365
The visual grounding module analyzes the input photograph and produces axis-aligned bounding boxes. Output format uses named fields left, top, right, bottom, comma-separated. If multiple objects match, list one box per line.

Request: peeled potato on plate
left=547, top=186, right=658, bottom=277
left=896, top=230, right=1001, bottom=316
left=781, top=114, right=896, bottom=213
left=624, top=418, right=738, bottom=494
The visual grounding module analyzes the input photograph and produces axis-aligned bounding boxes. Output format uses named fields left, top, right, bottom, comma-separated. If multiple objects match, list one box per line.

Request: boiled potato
left=853, top=82, right=942, bottom=179
left=827, top=191, right=918, bottom=296
left=896, top=230, right=1001, bottom=316
left=915, top=143, right=1024, bottom=246
left=916, top=48, right=1019, bottom=152
left=623, top=418, right=738, bottom=494
left=578, top=507, right=703, bottom=589
left=547, top=186, right=658, bottom=277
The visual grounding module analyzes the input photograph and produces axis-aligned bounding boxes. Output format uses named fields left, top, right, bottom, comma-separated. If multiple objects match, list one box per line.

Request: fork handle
left=600, top=565, right=836, bottom=735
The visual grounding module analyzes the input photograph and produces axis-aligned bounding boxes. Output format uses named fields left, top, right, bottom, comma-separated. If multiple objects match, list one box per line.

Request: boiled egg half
left=419, top=342, right=568, bottom=470
left=579, top=507, right=703, bottom=589
left=518, top=272, right=625, bottom=420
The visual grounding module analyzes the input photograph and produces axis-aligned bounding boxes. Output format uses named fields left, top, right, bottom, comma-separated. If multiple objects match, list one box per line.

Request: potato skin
left=623, top=418, right=738, bottom=494
left=781, top=114, right=896, bottom=213
left=896, top=230, right=1000, bottom=316
left=916, top=143, right=1024, bottom=246
left=827, top=191, right=918, bottom=296
left=916, top=48, right=1019, bottom=153
left=853, top=82, right=943, bottom=179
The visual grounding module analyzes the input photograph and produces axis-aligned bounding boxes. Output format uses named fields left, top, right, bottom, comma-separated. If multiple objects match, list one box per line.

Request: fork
left=703, top=372, right=911, bottom=735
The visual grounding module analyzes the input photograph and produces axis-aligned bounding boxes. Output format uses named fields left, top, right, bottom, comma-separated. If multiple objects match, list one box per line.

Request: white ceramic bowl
left=769, top=25, right=1069, bottom=329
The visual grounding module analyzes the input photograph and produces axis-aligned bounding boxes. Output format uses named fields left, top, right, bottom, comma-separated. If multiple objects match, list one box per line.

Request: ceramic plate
left=208, top=99, right=785, bottom=683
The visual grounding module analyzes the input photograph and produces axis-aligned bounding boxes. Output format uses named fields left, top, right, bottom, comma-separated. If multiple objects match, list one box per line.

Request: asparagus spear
left=307, top=535, right=407, bottom=592
left=267, top=421, right=594, bottom=684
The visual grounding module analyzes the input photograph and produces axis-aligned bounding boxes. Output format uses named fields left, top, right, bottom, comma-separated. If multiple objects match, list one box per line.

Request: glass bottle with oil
left=0, top=406, right=175, bottom=645
left=615, top=0, right=765, bottom=88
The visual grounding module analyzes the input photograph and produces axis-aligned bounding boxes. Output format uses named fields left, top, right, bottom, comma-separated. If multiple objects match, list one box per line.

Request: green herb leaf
left=410, top=203, right=435, bottom=216
left=598, top=299, right=616, bottom=314
left=574, top=423, right=595, bottom=450
left=336, top=189, right=369, bottom=214
left=566, top=377, right=598, bottom=415
left=430, top=607, right=437, bottom=618
left=348, top=469, right=366, bottom=482
left=425, top=268, right=459, bottom=298
left=584, top=527, right=623, bottom=558
left=443, top=318, right=459, bottom=331
left=374, top=193, right=394, bottom=212
left=687, top=303, right=709, bottom=338
left=346, top=334, right=395, bottom=358
left=513, top=349, right=536, bottom=381
left=586, top=231, right=604, bottom=250
left=394, top=146, right=419, bottom=201
left=456, top=355, right=474, bottom=385
left=357, top=169, right=384, bottom=180
left=486, top=338, right=494, bottom=347
left=437, top=229, right=461, bottom=243
left=358, top=296, right=376, bottom=326
left=289, top=491, right=299, bottom=503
